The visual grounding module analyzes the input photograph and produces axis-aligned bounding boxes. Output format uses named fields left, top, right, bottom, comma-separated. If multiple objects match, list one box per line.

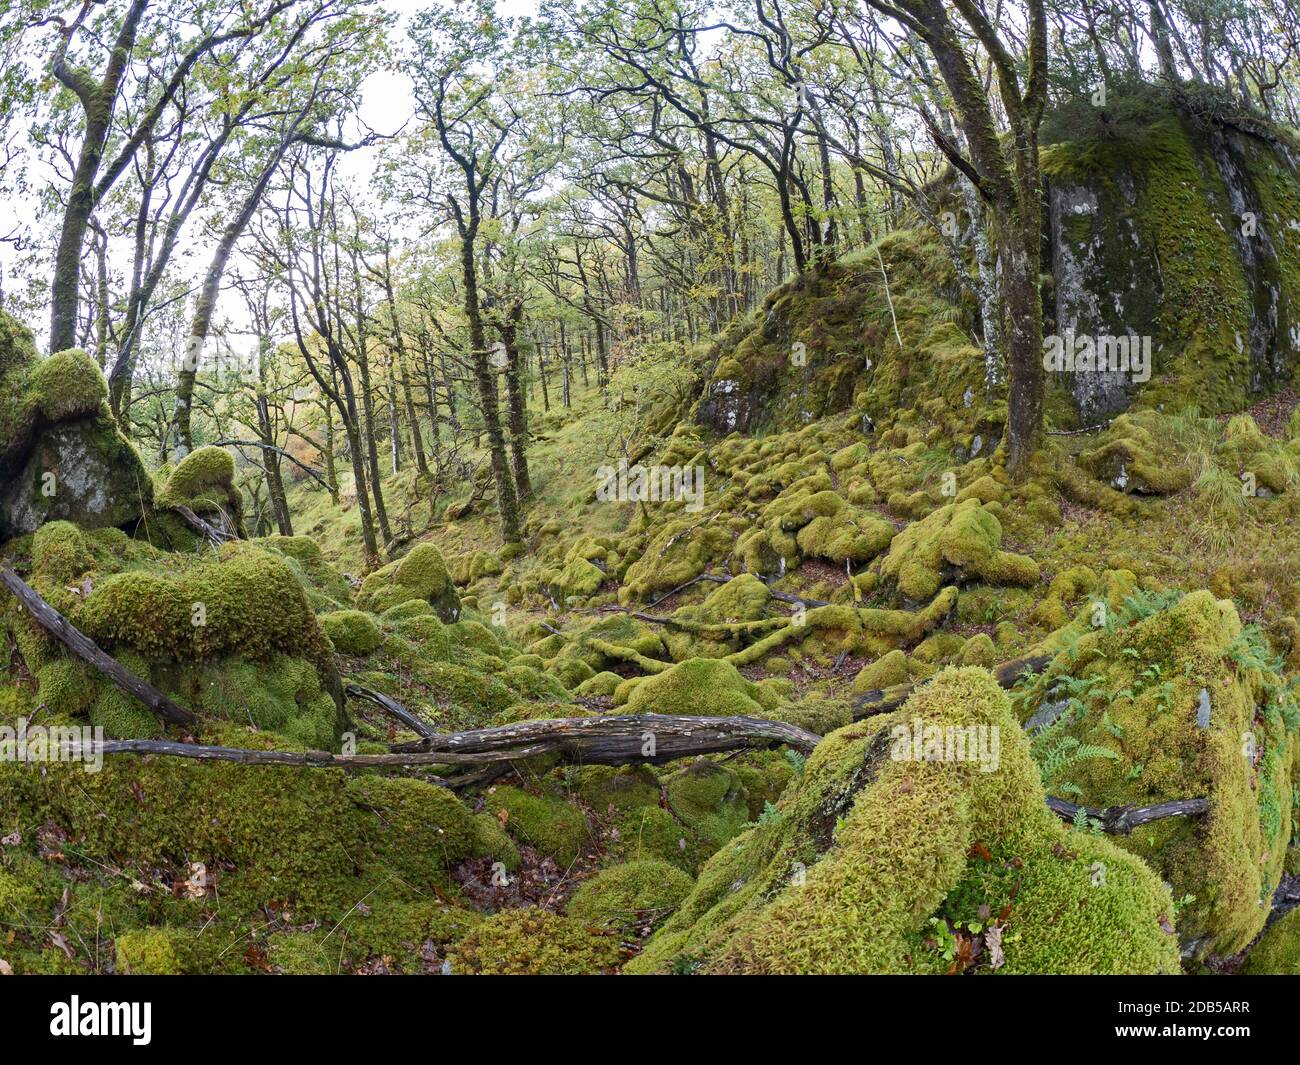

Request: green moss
left=621, top=520, right=735, bottom=602
left=1080, top=412, right=1195, bottom=495
left=958, top=633, right=997, bottom=666
left=448, top=908, right=624, bottom=975
left=27, top=349, right=108, bottom=422
left=114, top=928, right=182, bottom=975
left=1, top=753, right=367, bottom=920
left=357, top=543, right=461, bottom=621
left=568, top=859, right=695, bottom=932
left=767, top=694, right=853, bottom=735
left=34, top=655, right=98, bottom=717
left=175, top=652, right=342, bottom=748
left=576, top=764, right=662, bottom=813
left=319, top=610, right=382, bottom=656
left=1022, top=590, right=1295, bottom=956
left=1240, top=909, right=1300, bottom=974
left=852, top=649, right=909, bottom=694
left=346, top=775, right=479, bottom=890
left=470, top=812, right=521, bottom=870
left=90, top=675, right=163, bottom=740
left=664, top=761, right=751, bottom=851
left=621, top=658, right=774, bottom=717
left=31, top=520, right=95, bottom=584
left=74, top=544, right=334, bottom=674
left=0, top=306, right=37, bottom=377
left=628, top=668, right=1180, bottom=975
left=380, top=599, right=436, bottom=623
left=875, top=499, right=1040, bottom=603
left=156, top=446, right=234, bottom=507
left=482, top=785, right=590, bottom=867
left=575, top=670, right=623, bottom=697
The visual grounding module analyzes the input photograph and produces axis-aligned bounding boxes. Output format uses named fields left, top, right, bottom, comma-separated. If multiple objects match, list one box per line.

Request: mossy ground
left=3, top=101, right=1300, bottom=974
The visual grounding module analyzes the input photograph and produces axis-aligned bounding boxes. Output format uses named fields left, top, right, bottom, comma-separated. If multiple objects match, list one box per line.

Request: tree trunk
left=500, top=300, right=533, bottom=502
left=460, top=236, right=521, bottom=543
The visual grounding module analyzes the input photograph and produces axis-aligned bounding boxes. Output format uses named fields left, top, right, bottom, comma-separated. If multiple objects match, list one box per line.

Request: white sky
left=0, top=0, right=540, bottom=352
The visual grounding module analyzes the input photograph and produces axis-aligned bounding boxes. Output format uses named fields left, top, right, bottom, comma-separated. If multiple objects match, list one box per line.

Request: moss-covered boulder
left=1018, top=590, right=1297, bottom=957
left=1043, top=102, right=1300, bottom=423
left=0, top=339, right=153, bottom=539
left=1078, top=412, right=1193, bottom=495
left=1240, top=909, right=1300, bottom=974
left=357, top=542, right=461, bottom=621
left=874, top=499, right=1040, bottom=604
left=482, top=785, right=591, bottom=867
left=319, top=609, right=382, bottom=656
left=628, top=668, right=1181, bottom=974
left=620, top=658, right=779, bottom=717
left=155, top=445, right=246, bottom=537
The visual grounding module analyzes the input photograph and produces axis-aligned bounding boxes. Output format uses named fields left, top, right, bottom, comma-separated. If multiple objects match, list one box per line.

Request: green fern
left=1034, top=734, right=1120, bottom=786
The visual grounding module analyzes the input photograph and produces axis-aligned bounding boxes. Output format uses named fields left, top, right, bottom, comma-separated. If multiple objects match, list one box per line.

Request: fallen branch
left=624, top=572, right=829, bottom=621
left=172, top=505, right=236, bottom=545
left=852, top=652, right=1051, bottom=720
left=0, top=566, right=199, bottom=728
left=387, top=712, right=822, bottom=762
left=1045, top=796, right=1210, bottom=835
left=345, top=682, right=436, bottom=740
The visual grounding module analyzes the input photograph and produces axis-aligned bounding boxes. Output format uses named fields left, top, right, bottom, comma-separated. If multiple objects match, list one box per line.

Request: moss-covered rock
left=319, top=609, right=382, bottom=656
left=628, top=668, right=1181, bottom=975
left=482, top=785, right=591, bottom=867
left=1018, top=590, right=1297, bottom=957
left=1240, top=909, right=1300, bottom=974
left=875, top=499, right=1040, bottom=604
left=568, top=859, right=695, bottom=932
left=0, top=351, right=153, bottom=540
left=357, top=543, right=461, bottom=621
left=620, top=658, right=777, bottom=717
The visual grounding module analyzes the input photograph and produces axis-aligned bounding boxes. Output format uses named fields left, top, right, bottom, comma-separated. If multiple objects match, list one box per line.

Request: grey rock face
left=0, top=418, right=152, bottom=539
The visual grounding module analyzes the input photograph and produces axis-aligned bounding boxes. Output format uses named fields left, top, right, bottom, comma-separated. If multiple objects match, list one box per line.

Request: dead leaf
left=984, top=925, right=1005, bottom=970
left=48, top=931, right=74, bottom=961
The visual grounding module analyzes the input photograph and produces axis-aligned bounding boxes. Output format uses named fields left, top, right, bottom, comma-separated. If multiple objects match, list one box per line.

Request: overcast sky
left=0, top=0, right=541, bottom=351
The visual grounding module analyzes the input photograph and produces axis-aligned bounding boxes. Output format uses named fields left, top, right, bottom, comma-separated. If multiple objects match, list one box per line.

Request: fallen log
left=852, top=652, right=1052, bottom=720
left=345, top=681, right=436, bottom=740
left=388, top=711, right=822, bottom=762
left=51, top=712, right=821, bottom=770
left=1045, top=796, right=1210, bottom=835
left=48, top=728, right=1213, bottom=838
left=0, top=566, right=199, bottom=728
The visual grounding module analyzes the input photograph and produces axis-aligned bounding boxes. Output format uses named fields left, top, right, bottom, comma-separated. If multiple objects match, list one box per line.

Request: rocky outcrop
left=693, top=99, right=1300, bottom=436
left=1045, top=107, right=1300, bottom=423
left=0, top=311, right=152, bottom=540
